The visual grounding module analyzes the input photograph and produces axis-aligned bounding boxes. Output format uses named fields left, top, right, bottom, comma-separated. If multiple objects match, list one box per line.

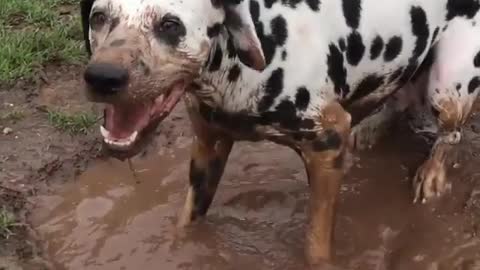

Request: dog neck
left=193, top=30, right=264, bottom=114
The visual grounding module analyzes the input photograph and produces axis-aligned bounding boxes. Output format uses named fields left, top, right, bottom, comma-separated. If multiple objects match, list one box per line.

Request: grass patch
left=0, top=109, right=25, bottom=123
left=0, top=0, right=86, bottom=83
left=0, top=207, right=16, bottom=239
left=47, top=110, right=98, bottom=135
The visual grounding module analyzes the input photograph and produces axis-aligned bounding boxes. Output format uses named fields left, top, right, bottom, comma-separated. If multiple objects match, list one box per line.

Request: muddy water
left=33, top=135, right=480, bottom=270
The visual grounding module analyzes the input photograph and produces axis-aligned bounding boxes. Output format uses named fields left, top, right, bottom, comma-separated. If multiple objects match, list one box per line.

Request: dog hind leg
left=411, top=18, right=480, bottom=203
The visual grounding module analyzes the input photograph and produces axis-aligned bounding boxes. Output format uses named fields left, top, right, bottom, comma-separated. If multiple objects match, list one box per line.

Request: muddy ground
left=0, top=65, right=187, bottom=269
left=2, top=65, right=480, bottom=270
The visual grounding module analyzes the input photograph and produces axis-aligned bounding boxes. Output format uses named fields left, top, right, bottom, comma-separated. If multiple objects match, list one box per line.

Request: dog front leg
left=178, top=105, right=234, bottom=226
left=299, top=103, right=352, bottom=266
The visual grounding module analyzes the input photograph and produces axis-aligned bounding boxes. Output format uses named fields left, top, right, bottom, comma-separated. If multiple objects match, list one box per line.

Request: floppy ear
left=223, top=3, right=266, bottom=71
left=80, top=0, right=95, bottom=56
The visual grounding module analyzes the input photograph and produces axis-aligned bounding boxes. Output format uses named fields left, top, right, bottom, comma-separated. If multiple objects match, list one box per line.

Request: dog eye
left=90, top=11, right=108, bottom=29
left=157, top=16, right=184, bottom=35
left=154, top=15, right=186, bottom=46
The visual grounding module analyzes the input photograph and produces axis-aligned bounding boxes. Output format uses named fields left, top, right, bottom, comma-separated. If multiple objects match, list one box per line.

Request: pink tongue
left=105, top=103, right=151, bottom=139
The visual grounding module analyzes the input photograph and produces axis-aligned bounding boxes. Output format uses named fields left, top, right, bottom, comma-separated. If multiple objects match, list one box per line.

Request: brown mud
left=0, top=66, right=186, bottom=269
left=2, top=65, right=480, bottom=270
left=30, top=101, right=480, bottom=270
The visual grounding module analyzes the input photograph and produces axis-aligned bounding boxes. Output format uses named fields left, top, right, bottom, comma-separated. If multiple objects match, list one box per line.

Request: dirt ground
left=1, top=61, right=480, bottom=269
left=0, top=65, right=188, bottom=269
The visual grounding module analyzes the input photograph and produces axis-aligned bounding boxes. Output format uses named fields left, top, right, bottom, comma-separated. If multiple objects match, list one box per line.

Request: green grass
left=47, top=110, right=98, bottom=135
left=0, top=207, right=16, bottom=239
left=0, top=0, right=86, bottom=83
left=0, top=109, right=25, bottom=123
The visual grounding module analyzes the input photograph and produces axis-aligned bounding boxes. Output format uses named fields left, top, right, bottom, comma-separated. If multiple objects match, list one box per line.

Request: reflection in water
left=34, top=141, right=480, bottom=270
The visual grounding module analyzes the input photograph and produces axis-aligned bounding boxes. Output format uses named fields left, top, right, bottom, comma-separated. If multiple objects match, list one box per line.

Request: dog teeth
left=100, top=126, right=110, bottom=138
left=156, top=94, right=165, bottom=103
left=100, top=127, right=138, bottom=150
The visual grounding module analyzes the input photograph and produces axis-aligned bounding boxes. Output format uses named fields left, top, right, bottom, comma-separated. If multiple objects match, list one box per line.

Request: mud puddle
left=32, top=136, right=480, bottom=270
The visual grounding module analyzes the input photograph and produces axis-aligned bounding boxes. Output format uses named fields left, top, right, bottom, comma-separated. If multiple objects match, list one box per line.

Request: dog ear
left=223, top=3, right=266, bottom=71
left=80, top=0, right=95, bottom=56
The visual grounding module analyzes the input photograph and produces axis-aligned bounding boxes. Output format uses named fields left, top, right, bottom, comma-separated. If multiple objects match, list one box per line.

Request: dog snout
left=84, top=63, right=129, bottom=95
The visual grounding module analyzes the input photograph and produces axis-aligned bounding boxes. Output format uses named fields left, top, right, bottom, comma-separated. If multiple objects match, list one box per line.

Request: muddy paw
left=413, top=158, right=451, bottom=204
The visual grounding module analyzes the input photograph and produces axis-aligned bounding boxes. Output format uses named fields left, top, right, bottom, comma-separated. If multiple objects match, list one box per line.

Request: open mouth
left=99, top=82, right=186, bottom=152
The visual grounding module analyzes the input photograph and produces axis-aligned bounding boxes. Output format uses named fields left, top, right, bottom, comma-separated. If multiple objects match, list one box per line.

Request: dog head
left=81, top=0, right=265, bottom=155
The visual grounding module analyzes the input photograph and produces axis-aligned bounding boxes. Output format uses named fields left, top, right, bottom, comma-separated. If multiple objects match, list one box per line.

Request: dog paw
left=413, top=158, right=451, bottom=204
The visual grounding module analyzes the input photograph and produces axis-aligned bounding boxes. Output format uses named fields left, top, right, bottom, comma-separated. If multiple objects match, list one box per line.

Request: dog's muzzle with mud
left=84, top=62, right=187, bottom=155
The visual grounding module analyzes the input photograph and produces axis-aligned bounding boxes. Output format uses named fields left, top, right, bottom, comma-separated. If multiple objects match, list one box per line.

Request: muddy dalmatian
left=80, top=0, right=480, bottom=266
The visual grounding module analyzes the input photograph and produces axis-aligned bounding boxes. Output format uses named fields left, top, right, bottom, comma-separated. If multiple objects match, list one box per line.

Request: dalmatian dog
left=80, top=0, right=480, bottom=266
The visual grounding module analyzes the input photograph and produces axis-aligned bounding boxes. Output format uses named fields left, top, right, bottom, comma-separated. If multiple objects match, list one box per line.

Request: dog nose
left=84, top=63, right=129, bottom=95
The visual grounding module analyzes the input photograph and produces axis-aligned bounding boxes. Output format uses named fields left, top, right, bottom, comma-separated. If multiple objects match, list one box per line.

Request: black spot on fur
left=282, top=0, right=304, bottom=9
left=281, top=50, right=287, bottom=60
left=251, top=8, right=278, bottom=66
left=258, top=68, right=284, bottom=111
left=199, top=102, right=256, bottom=133
left=474, top=51, right=480, bottom=67
left=468, top=76, right=480, bottom=93
left=312, top=129, right=342, bottom=151
left=399, top=62, right=418, bottom=84
left=410, top=6, right=430, bottom=59
left=207, top=23, right=222, bottom=38
left=109, top=17, right=120, bottom=33
left=110, top=39, right=126, bottom=47
left=250, top=0, right=260, bottom=22
left=271, top=16, right=288, bottom=46
left=258, top=35, right=277, bottom=66
left=456, top=83, right=462, bottom=90
left=236, top=49, right=257, bottom=69
left=398, top=6, right=430, bottom=85
left=265, top=0, right=319, bottom=10
left=370, top=35, right=384, bottom=60
left=227, top=64, right=242, bottom=82
left=224, top=8, right=243, bottom=30
left=342, top=0, right=362, bottom=29
left=299, top=118, right=315, bottom=129
left=349, top=74, right=385, bottom=101
left=384, top=36, right=403, bottom=62
left=199, top=101, right=316, bottom=141
left=346, top=31, right=365, bottom=66
left=295, top=87, right=310, bottom=110
left=389, top=67, right=404, bottom=83
left=226, top=0, right=244, bottom=4
left=411, top=49, right=434, bottom=82
left=446, top=0, right=480, bottom=20
left=327, top=44, right=349, bottom=96
left=211, top=0, right=223, bottom=8
left=431, top=27, right=440, bottom=44
left=339, top=38, right=346, bottom=51
left=226, top=38, right=237, bottom=58
left=208, top=46, right=223, bottom=72
left=306, top=0, right=321, bottom=11
left=264, top=0, right=277, bottom=8
left=264, top=99, right=302, bottom=130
